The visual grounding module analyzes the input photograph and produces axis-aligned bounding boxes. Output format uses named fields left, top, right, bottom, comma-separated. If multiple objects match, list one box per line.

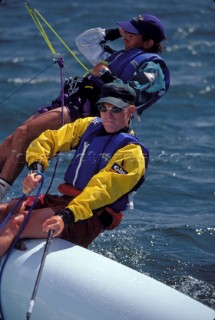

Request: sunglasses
left=98, top=104, right=128, bottom=114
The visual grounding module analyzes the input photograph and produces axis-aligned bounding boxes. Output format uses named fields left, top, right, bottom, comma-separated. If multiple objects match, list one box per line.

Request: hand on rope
left=0, top=171, right=46, bottom=320
left=0, top=171, right=45, bottom=320
left=0, top=171, right=44, bottom=231
left=22, top=172, right=43, bottom=195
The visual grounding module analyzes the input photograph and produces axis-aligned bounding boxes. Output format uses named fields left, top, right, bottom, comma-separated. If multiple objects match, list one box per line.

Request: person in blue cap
left=0, top=13, right=170, bottom=203
left=118, top=14, right=165, bottom=43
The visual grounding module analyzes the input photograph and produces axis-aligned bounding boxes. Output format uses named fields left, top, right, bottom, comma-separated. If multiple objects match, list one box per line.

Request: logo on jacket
left=111, top=160, right=128, bottom=174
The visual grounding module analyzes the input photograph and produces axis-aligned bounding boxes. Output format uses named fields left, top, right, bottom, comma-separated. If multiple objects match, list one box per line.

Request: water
left=0, top=0, right=215, bottom=311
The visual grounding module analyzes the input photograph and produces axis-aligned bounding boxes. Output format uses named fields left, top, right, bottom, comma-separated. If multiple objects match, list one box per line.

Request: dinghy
left=0, top=238, right=214, bottom=320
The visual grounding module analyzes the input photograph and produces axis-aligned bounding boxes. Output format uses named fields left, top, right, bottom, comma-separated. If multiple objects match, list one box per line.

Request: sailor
left=0, top=13, right=169, bottom=203
left=0, top=82, right=148, bottom=257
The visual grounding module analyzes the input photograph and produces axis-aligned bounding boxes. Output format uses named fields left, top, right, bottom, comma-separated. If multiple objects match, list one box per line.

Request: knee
left=11, top=213, right=26, bottom=227
left=15, top=125, right=32, bottom=147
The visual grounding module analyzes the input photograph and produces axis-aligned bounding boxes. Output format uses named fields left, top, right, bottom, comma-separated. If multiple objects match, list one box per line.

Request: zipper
left=73, top=141, right=89, bottom=186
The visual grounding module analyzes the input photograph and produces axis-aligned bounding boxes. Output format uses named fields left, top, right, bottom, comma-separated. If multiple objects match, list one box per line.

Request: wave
left=91, top=224, right=215, bottom=309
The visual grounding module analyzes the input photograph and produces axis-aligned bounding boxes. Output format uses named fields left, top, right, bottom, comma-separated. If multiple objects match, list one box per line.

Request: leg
left=0, top=213, right=26, bottom=257
left=0, top=107, right=71, bottom=202
left=0, top=198, right=26, bottom=223
left=0, top=207, right=55, bottom=257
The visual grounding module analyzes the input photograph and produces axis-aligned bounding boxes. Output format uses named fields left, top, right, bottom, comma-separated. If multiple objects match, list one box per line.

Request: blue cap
left=117, top=14, right=166, bottom=43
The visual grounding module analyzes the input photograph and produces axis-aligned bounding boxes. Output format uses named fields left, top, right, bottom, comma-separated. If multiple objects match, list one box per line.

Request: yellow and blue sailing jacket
left=26, top=117, right=148, bottom=222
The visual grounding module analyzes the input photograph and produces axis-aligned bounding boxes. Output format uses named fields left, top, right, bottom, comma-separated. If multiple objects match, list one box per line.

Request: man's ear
left=129, top=105, right=136, bottom=117
left=144, top=39, right=154, bottom=49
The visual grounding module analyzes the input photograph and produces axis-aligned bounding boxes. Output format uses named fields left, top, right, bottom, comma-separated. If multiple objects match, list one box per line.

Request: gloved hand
left=55, top=208, right=75, bottom=227
left=99, top=68, right=116, bottom=83
left=105, top=28, right=121, bottom=41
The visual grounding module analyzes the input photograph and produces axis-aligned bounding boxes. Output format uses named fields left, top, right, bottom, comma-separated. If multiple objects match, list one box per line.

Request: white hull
left=0, top=238, right=214, bottom=320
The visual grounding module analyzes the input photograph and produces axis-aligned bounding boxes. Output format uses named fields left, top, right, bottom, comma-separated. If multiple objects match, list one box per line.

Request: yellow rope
left=25, top=3, right=56, bottom=55
left=25, top=2, right=89, bottom=72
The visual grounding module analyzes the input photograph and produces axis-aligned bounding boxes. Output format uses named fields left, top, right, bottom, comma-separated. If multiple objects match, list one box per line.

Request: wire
left=0, top=61, right=55, bottom=106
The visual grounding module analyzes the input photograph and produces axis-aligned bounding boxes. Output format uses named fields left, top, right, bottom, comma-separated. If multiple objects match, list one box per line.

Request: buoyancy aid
left=85, top=48, right=170, bottom=115
left=39, top=49, right=169, bottom=117
left=63, top=118, right=149, bottom=211
left=106, top=49, right=170, bottom=114
left=106, top=49, right=168, bottom=83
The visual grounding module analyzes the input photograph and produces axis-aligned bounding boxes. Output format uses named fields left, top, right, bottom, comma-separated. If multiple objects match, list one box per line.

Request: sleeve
left=128, top=61, right=166, bottom=114
left=75, top=28, right=111, bottom=66
left=129, top=61, right=165, bottom=94
left=66, top=143, right=146, bottom=222
left=26, top=118, right=94, bottom=170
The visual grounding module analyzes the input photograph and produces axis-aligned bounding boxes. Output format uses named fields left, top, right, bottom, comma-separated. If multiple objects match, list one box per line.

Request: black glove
left=55, top=208, right=75, bottom=227
left=99, top=68, right=116, bottom=83
left=104, top=28, right=121, bottom=41
left=28, top=162, right=44, bottom=173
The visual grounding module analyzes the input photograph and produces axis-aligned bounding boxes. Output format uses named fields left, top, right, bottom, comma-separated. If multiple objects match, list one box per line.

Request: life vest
left=106, top=48, right=170, bottom=114
left=64, top=118, right=149, bottom=211
left=38, top=49, right=169, bottom=117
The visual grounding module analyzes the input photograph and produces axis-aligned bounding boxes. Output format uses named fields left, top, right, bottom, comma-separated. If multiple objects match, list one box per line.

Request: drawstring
left=0, top=172, right=45, bottom=320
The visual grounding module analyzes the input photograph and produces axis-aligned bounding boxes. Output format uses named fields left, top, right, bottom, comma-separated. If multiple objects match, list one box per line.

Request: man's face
left=99, top=102, right=135, bottom=133
left=119, top=28, right=144, bottom=50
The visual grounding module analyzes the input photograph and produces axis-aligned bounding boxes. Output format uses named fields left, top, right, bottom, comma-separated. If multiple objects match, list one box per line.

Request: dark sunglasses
left=98, top=104, right=126, bottom=113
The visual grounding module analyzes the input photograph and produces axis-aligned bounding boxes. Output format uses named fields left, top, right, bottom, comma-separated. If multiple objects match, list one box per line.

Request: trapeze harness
left=58, top=118, right=149, bottom=230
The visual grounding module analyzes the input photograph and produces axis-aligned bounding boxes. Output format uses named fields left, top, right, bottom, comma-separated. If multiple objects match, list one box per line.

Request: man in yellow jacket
left=0, top=82, right=149, bottom=257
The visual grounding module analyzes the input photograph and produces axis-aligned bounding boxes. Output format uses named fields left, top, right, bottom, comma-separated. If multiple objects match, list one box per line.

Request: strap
left=58, top=183, right=81, bottom=197
left=57, top=183, right=123, bottom=230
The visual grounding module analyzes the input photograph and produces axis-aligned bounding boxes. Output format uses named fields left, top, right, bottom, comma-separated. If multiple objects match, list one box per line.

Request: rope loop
left=0, top=172, right=45, bottom=320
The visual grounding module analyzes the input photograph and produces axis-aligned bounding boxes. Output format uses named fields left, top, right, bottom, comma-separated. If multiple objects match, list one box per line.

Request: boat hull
left=0, top=238, right=214, bottom=320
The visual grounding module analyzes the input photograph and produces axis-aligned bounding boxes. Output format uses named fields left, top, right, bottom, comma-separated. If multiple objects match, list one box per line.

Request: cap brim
left=97, top=96, right=128, bottom=109
left=117, top=21, right=138, bottom=34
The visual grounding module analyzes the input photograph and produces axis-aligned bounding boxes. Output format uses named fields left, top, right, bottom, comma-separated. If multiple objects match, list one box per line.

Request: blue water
left=0, top=0, right=215, bottom=311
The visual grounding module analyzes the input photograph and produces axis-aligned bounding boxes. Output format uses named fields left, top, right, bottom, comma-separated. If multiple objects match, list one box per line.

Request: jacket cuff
left=28, top=162, right=44, bottom=173
left=55, top=208, right=75, bottom=226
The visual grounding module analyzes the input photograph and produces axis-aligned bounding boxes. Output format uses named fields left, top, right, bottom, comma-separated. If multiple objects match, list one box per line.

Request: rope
left=0, top=172, right=45, bottom=320
left=0, top=195, right=26, bottom=230
left=24, top=1, right=91, bottom=193
left=44, top=56, right=65, bottom=195
left=25, top=1, right=89, bottom=72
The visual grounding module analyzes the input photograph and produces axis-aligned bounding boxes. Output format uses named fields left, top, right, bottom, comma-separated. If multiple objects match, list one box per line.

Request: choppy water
left=0, top=0, right=215, bottom=311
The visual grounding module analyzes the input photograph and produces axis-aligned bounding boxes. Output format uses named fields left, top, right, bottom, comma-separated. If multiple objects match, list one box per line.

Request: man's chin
left=104, top=125, right=116, bottom=133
